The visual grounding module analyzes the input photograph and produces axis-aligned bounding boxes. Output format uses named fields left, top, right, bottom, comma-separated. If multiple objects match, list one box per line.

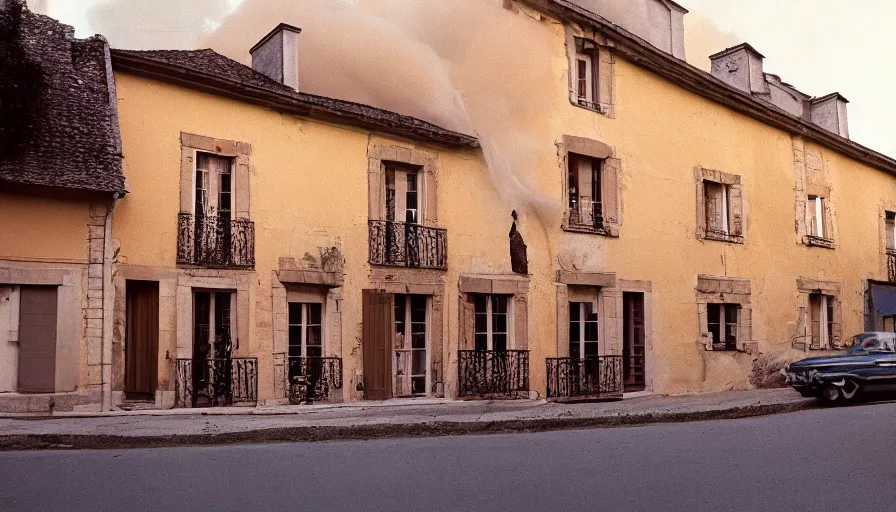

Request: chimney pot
left=250, top=23, right=302, bottom=92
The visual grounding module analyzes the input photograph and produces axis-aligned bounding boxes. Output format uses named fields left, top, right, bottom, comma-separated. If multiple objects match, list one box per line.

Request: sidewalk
left=0, top=389, right=813, bottom=450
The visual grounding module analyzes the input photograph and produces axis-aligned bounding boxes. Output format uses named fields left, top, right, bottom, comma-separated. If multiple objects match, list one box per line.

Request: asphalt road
left=1, top=402, right=893, bottom=512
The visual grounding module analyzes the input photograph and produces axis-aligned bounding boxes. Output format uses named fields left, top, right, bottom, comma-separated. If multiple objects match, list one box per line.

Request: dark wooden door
left=125, top=281, right=159, bottom=396
left=17, top=286, right=57, bottom=393
left=362, top=289, right=393, bottom=400
left=623, top=292, right=646, bottom=392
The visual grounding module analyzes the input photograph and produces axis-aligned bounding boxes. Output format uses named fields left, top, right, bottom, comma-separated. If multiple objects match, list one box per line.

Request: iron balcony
left=368, top=220, right=447, bottom=270
left=546, top=355, right=624, bottom=401
left=285, top=356, right=343, bottom=404
left=457, top=350, right=530, bottom=400
left=175, top=356, right=258, bottom=408
left=177, top=213, right=255, bottom=269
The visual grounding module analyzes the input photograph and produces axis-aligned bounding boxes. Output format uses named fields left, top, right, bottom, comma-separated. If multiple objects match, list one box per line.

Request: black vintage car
left=787, top=332, right=896, bottom=402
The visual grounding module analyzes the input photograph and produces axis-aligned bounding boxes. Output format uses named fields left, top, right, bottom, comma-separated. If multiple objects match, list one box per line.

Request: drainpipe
left=101, top=192, right=123, bottom=411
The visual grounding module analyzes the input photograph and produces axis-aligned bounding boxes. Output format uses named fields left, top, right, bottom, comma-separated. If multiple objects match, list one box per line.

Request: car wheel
left=840, top=379, right=861, bottom=401
left=821, top=385, right=840, bottom=403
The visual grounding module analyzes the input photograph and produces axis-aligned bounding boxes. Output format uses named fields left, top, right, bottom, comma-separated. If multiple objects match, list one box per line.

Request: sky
left=33, top=0, right=896, bottom=158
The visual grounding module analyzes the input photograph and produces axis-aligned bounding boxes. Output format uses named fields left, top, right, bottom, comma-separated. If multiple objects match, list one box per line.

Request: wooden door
left=362, top=289, right=393, bottom=400
left=17, top=286, right=57, bottom=393
left=623, top=292, right=646, bottom=392
left=125, top=281, right=159, bottom=397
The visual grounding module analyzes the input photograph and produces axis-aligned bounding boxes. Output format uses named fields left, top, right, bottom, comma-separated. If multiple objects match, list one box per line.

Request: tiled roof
left=111, top=49, right=480, bottom=148
left=0, top=3, right=125, bottom=194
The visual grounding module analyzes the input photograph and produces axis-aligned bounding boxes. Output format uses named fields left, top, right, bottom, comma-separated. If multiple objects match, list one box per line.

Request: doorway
left=0, top=287, right=16, bottom=393
left=125, top=281, right=159, bottom=400
left=393, top=294, right=429, bottom=397
left=17, top=286, right=58, bottom=393
left=623, top=292, right=646, bottom=392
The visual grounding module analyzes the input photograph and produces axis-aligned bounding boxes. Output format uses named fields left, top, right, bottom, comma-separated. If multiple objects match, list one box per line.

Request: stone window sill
left=569, top=97, right=613, bottom=117
left=563, top=223, right=619, bottom=238
left=805, top=235, right=835, bottom=249
left=702, top=340, right=758, bottom=355
left=702, top=231, right=745, bottom=245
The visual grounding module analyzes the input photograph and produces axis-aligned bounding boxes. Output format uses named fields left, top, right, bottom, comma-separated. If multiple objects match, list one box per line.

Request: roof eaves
left=520, top=0, right=896, bottom=176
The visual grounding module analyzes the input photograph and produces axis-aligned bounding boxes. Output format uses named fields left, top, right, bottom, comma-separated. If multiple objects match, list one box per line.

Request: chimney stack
left=810, top=93, right=850, bottom=139
left=709, top=43, right=768, bottom=96
left=250, top=23, right=302, bottom=92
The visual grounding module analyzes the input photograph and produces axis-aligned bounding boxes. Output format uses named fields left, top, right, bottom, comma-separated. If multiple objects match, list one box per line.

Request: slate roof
left=111, top=49, right=480, bottom=148
left=0, top=2, right=125, bottom=194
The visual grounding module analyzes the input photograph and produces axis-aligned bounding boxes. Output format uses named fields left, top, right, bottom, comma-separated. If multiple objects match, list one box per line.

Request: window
left=704, top=181, right=730, bottom=236
left=569, top=302, right=599, bottom=359
left=385, top=164, right=420, bottom=225
left=809, top=294, right=837, bottom=349
left=288, top=303, right=322, bottom=358
left=886, top=211, right=896, bottom=252
left=195, top=153, right=233, bottom=219
left=193, top=291, right=235, bottom=359
left=394, top=295, right=428, bottom=396
left=807, top=195, right=827, bottom=239
left=568, top=153, right=602, bottom=228
left=574, top=38, right=598, bottom=107
left=474, top=295, right=511, bottom=351
left=707, top=303, right=739, bottom=351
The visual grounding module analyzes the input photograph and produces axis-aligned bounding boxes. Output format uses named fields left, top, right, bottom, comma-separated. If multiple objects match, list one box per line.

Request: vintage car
left=787, top=332, right=896, bottom=402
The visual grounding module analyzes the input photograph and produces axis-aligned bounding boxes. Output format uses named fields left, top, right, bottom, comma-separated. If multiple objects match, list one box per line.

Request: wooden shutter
left=704, top=182, right=722, bottom=233
left=17, top=286, right=57, bottom=393
left=822, top=197, right=834, bottom=239
left=809, top=295, right=821, bottom=349
left=728, top=184, right=744, bottom=236
left=886, top=214, right=895, bottom=250
left=806, top=198, right=819, bottom=237
left=601, top=158, right=621, bottom=225
left=362, top=289, right=393, bottom=400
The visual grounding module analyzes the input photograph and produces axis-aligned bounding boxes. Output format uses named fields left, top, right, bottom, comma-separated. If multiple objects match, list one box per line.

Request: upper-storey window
left=806, top=195, right=828, bottom=240
left=575, top=39, right=597, bottom=108
left=886, top=211, right=896, bottom=252
left=566, top=29, right=615, bottom=116
left=385, top=164, right=419, bottom=224
left=696, top=168, right=744, bottom=244
left=568, top=153, right=602, bottom=229
left=561, top=136, right=621, bottom=237
left=195, top=153, right=233, bottom=220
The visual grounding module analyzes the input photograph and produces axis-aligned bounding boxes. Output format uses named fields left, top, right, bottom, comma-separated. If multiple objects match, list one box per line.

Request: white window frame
left=886, top=211, right=896, bottom=251
left=576, top=55, right=594, bottom=103
left=569, top=301, right=599, bottom=358
left=394, top=294, right=431, bottom=397
left=193, top=290, right=236, bottom=353
left=385, top=164, right=421, bottom=225
left=193, top=151, right=234, bottom=218
left=809, top=294, right=835, bottom=349
left=704, top=181, right=730, bottom=235
left=288, top=302, right=323, bottom=358
left=474, top=295, right=514, bottom=351
left=707, top=303, right=739, bottom=350
left=807, top=195, right=826, bottom=238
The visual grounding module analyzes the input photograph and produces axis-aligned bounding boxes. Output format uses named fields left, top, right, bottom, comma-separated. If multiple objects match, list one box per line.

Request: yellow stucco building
left=5, top=0, right=896, bottom=412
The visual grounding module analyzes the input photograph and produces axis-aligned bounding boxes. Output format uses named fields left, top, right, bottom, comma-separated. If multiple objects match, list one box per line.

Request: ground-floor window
left=569, top=301, right=598, bottom=359
left=707, top=303, right=739, bottom=351
left=288, top=302, right=322, bottom=358
left=809, top=293, right=837, bottom=349
left=193, top=290, right=235, bottom=359
left=474, top=295, right=511, bottom=351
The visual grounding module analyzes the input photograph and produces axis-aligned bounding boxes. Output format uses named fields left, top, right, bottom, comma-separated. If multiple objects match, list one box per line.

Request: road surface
left=1, top=402, right=892, bottom=511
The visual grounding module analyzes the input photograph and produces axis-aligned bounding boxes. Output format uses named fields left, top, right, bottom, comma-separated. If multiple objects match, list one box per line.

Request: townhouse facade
left=4, top=0, right=896, bottom=412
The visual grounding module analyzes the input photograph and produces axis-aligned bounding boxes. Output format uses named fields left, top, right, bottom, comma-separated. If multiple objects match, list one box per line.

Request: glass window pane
left=308, top=303, right=322, bottom=325
left=411, top=295, right=427, bottom=323
left=288, top=344, right=303, bottom=358
left=474, top=295, right=487, bottom=314
left=569, top=321, right=580, bottom=342
left=569, top=343, right=581, bottom=359
left=288, top=326, right=303, bottom=348
left=569, top=303, right=580, bottom=322
left=493, top=313, right=507, bottom=334
left=492, top=296, right=508, bottom=315
left=584, top=302, right=598, bottom=322
left=584, top=342, right=598, bottom=357
left=584, top=321, right=598, bottom=342
left=411, top=333, right=426, bottom=349
left=475, top=334, right=488, bottom=352
left=492, top=334, right=507, bottom=352
left=412, top=349, right=426, bottom=375
left=475, top=313, right=487, bottom=334
left=306, top=326, right=322, bottom=347
left=288, top=303, right=302, bottom=325
left=306, top=346, right=322, bottom=358
left=411, top=377, right=426, bottom=396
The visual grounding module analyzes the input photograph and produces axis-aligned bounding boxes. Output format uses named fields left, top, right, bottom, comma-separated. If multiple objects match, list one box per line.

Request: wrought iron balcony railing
left=546, top=356, right=624, bottom=400
left=286, top=356, right=343, bottom=404
left=368, top=220, right=447, bottom=270
left=457, top=350, right=529, bottom=400
left=566, top=201, right=608, bottom=235
left=888, top=250, right=896, bottom=282
left=175, top=357, right=258, bottom=408
left=177, top=213, right=255, bottom=269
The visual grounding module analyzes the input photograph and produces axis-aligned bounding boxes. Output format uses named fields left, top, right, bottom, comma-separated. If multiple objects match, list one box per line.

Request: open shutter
left=809, top=295, right=821, bottom=349
left=459, top=294, right=476, bottom=350
left=822, top=197, right=834, bottom=239
left=601, top=158, right=621, bottom=225
left=705, top=182, right=722, bottom=233
left=728, top=184, right=744, bottom=236
left=806, top=199, right=818, bottom=237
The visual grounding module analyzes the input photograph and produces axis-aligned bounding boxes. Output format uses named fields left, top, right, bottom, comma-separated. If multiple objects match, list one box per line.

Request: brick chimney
left=810, top=93, right=850, bottom=139
left=709, top=43, right=769, bottom=96
left=250, top=23, right=302, bottom=92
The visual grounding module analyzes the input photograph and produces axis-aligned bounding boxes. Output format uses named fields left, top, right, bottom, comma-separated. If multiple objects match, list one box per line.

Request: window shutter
left=728, top=185, right=744, bottom=236
left=822, top=198, right=834, bottom=239
left=601, top=158, right=621, bottom=225
left=578, top=157, right=593, bottom=217
left=597, top=49, right=614, bottom=107
left=460, top=294, right=476, bottom=350
left=705, top=183, right=722, bottom=233
left=886, top=216, right=895, bottom=250
left=806, top=199, right=818, bottom=237
left=809, top=295, right=821, bottom=349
